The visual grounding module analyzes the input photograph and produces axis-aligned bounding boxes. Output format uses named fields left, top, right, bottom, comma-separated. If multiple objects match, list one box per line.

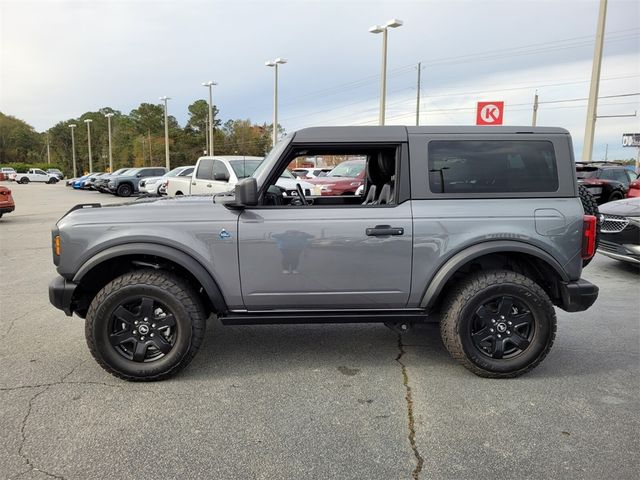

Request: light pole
left=265, top=57, right=287, bottom=147
left=159, top=96, right=171, bottom=170
left=202, top=81, right=218, bottom=156
left=369, top=19, right=403, bottom=125
left=104, top=112, right=114, bottom=172
left=84, top=119, right=93, bottom=172
left=69, top=124, right=77, bottom=178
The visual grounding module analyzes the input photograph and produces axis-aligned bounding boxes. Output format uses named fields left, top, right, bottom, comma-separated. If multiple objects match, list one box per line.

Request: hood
left=599, top=197, right=640, bottom=217
left=57, top=194, right=235, bottom=226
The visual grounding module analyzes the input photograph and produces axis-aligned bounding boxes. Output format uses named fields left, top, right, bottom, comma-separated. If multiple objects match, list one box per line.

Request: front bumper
left=49, top=276, right=78, bottom=316
left=558, top=279, right=599, bottom=312
left=0, top=205, right=15, bottom=214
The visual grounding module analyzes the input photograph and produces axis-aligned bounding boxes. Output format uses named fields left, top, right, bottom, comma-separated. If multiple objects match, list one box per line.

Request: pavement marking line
left=395, top=334, right=425, bottom=480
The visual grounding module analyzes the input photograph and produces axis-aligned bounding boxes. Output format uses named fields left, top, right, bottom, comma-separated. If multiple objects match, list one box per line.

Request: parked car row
left=576, top=162, right=639, bottom=204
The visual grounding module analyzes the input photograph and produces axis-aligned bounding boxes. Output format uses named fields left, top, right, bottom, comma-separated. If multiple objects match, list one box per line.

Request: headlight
left=108, top=181, right=115, bottom=187
left=629, top=217, right=640, bottom=227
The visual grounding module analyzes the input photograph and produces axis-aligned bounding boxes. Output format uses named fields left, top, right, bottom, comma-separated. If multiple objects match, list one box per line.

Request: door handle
left=206, top=184, right=212, bottom=187
left=192, top=182, right=197, bottom=185
left=366, top=225, right=404, bottom=236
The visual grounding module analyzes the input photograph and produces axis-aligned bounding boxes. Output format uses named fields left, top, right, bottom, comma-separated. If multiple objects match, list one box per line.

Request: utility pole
left=84, top=119, right=93, bottom=172
left=582, top=0, right=608, bottom=160
left=68, top=124, right=77, bottom=178
left=147, top=130, right=153, bottom=164
left=532, top=91, right=539, bottom=127
left=104, top=112, right=114, bottom=172
left=604, top=143, right=608, bottom=161
left=205, top=116, right=210, bottom=155
left=141, top=137, right=146, bottom=166
left=369, top=19, right=403, bottom=125
left=202, top=81, right=217, bottom=156
left=159, top=96, right=171, bottom=170
left=415, top=62, right=422, bottom=126
left=46, top=133, right=51, bottom=165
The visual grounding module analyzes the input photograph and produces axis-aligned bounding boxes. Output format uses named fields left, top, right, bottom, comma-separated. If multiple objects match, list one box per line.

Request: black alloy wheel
left=108, top=296, right=177, bottom=362
left=469, top=295, right=535, bottom=359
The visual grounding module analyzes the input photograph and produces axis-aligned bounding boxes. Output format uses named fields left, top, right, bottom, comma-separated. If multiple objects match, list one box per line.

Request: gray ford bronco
left=49, top=126, right=599, bottom=381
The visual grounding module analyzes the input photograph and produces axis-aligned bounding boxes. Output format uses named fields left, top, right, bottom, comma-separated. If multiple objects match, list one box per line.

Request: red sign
left=476, top=101, right=504, bottom=125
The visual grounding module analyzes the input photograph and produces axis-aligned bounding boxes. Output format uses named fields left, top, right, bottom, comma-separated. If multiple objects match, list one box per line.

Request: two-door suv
left=49, top=126, right=599, bottom=381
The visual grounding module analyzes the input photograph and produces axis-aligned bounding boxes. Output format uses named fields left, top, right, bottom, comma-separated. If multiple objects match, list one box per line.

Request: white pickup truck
left=165, top=155, right=315, bottom=197
left=14, top=168, right=59, bottom=184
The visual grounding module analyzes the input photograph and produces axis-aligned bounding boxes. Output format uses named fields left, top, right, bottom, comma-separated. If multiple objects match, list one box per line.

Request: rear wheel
left=47, top=177, right=56, bottom=184
left=20, top=177, right=29, bottom=184
left=608, top=191, right=624, bottom=202
left=440, top=270, right=556, bottom=378
left=85, top=270, right=207, bottom=381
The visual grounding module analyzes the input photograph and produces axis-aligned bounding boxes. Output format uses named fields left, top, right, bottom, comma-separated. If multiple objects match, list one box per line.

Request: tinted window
left=180, top=167, right=194, bottom=176
left=213, top=160, right=229, bottom=180
left=428, top=140, right=558, bottom=194
left=599, top=169, right=616, bottom=181
left=612, top=169, right=629, bottom=185
left=196, top=159, right=214, bottom=180
left=229, top=159, right=262, bottom=178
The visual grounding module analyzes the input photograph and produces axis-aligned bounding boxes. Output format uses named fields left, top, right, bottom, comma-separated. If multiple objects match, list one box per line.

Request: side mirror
left=136, top=173, right=142, bottom=178
left=235, top=177, right=258, bottom=207
left=214, top=171, right=230, bottom=182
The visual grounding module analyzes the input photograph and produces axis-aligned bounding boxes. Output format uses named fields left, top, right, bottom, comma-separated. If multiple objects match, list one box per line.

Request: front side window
left=196, top=159, right=214, bottom=180
left=428, top=140, right=559, bottom=194
left=229, top=159, right=262, bottom=179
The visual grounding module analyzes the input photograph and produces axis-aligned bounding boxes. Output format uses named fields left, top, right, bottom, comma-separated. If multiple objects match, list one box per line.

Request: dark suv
left=576, top=162, right=637, bottom=204
left=108, top=167, right=167, bottom=197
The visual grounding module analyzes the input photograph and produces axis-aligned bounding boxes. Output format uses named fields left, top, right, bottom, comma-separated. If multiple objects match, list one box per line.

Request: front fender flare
left=419, top=240, right=569, bottom=308
left=73, top=242, right=227, bottom=313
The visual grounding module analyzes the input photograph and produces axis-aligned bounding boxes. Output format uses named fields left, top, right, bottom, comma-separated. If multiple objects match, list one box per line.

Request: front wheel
left=47, top=178, right=57, bottom=184
left=116, top=183, right=132, bottom=197
left=85, top=270, right=207, bottom=381
left=440, top=270, right=556, bottom=378
left=20, top=177, right=29, bottom=184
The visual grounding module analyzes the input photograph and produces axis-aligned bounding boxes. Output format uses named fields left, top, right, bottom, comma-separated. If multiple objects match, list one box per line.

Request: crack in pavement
left=396, top=334, right=424, bottom=480
left=17, top=386, right=65, bottom=480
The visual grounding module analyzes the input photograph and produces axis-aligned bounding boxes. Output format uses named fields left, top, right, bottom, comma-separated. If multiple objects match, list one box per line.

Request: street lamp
left=84, top=119, right=93, bottom=172
left=159, top=96, right=171, bottom=170
left=369, top=19, right=403, bottom=125
left=104, top=112, right=114, bottom=172
left=68, top=124, right=77, bottom=178
left=265, top=57, right=287, bottom=147
left=202, top=81, right=218, bottom=156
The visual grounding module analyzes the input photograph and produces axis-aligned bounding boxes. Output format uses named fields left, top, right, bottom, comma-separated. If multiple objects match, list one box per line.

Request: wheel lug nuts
left=500, top=315, right=505, bottom=320
left=490, top=328, right=494, bottom=333
left=152, top=324, right=156, bottom=328
left=133, top=330, right=137, bottom=335
left=134, top=321, right=139, bottom=325
left=497, top=334, right=502, bottom=338
left=507, top=330, right=511, bottom=335
left=140, top=336, right=145, bottom=341
left=144, top=317, right=149, bottom=321
left=491, top=319, right=496, bottom=323
left=150, top=333, right=154, bottom=337
left=508, top=321, right=512, bottom=325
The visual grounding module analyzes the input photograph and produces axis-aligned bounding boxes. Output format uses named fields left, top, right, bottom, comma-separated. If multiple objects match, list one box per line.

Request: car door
left=34, top=169, right=48, bottom=182
left=210, top=160, right=234, bottom=194
left=191, top=159, right=214, bottom=194
left=237, top=146, right=413, bottom=310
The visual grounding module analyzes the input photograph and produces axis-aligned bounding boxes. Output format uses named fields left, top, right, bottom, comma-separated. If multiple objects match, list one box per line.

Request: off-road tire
left=85, top=269, right=206, bottom=381
left=440, top=270, right=556, bottom=378
left=116, top=183, right=133, bottom=197
left=578, top=184, right=600, bottom=267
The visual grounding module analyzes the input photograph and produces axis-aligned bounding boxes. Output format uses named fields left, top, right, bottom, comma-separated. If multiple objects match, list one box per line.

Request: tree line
left=0, top=101, right=278, bottom=175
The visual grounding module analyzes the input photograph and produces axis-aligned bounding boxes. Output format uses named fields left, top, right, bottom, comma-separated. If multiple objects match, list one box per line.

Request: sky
left=1, top=0, right=639, bottom=160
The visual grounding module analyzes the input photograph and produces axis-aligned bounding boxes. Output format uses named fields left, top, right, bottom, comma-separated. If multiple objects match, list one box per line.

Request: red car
left=305, top=159, right=365, bottom=196
left=629, top=179, right=640, bottom=198
left=0, top=185, right=15, bottom=219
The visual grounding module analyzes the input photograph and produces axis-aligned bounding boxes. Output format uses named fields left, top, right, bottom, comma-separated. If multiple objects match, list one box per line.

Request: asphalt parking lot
left=0, top=182, right=638, bottom=480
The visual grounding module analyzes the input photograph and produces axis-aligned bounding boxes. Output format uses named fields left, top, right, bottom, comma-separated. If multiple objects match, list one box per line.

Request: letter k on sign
left=476, top=101, right=504, bottom=125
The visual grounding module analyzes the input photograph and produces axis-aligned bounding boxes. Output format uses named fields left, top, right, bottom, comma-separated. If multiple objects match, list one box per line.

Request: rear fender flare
left=419, top=240, right=569, bottom=308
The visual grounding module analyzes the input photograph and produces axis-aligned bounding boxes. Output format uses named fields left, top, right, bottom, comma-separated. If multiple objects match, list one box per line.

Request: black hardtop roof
left=292, top=126, right=570, bottom=143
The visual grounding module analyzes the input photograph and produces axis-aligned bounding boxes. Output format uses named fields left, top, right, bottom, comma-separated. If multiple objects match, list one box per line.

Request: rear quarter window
left=428, top=140, right=559, bottom=194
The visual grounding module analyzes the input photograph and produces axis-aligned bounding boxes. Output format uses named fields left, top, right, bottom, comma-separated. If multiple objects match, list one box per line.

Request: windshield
left=164, top=166, right=192, bottom=177
left=229, top=159, right=263, bottom=178
left=280, top=169, right=294, bottom=179
left=112, top=168, right=129, bottom=175
left=327, top=161, right=365, bottom=178
left=127, top=169, right=141, bottom=176
left=253, top=136, right=293, bottom=185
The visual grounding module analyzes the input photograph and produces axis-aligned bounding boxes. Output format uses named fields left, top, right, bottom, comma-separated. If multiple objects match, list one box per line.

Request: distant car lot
left=0, top=182, right=638, bottom=479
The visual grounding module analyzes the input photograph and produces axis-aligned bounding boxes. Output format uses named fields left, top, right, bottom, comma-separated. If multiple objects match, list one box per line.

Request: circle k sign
left=476, top=101, right=504, bottom=125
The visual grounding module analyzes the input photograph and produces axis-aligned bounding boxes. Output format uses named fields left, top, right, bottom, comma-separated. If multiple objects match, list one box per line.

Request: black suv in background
left=108, top=167, right=167, bottom=197
left=576, top=162, right=637, bottom=205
